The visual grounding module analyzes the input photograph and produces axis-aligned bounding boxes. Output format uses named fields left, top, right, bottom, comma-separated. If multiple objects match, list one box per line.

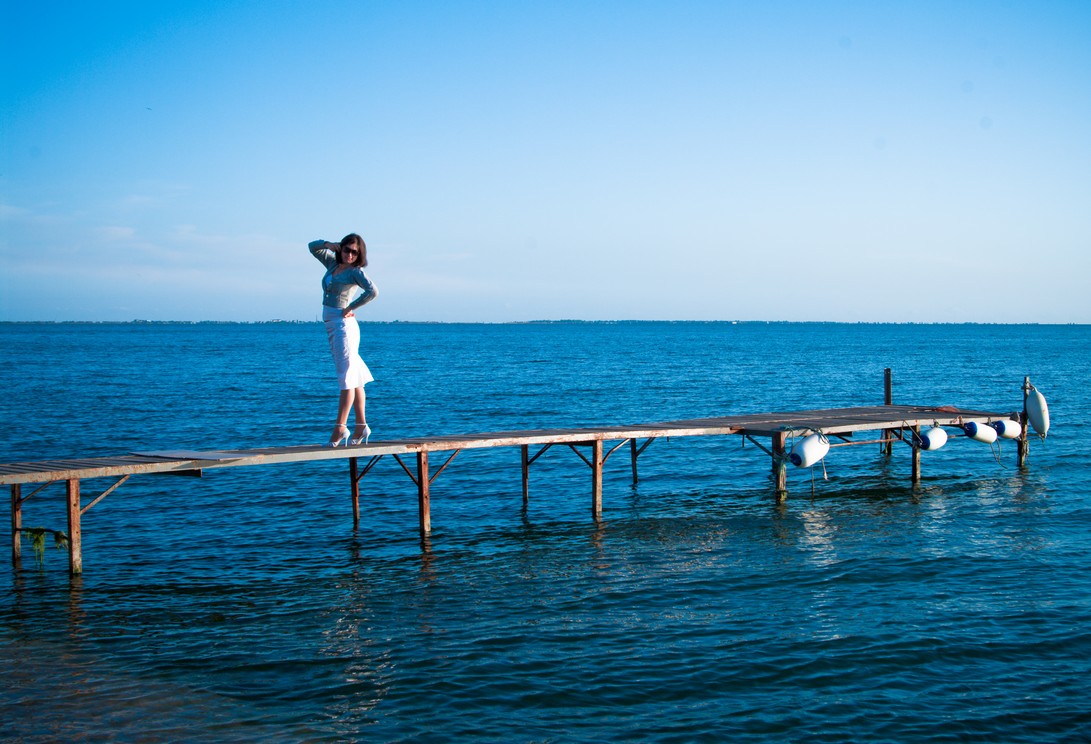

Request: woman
left=309, top=233, right=378, bottom=447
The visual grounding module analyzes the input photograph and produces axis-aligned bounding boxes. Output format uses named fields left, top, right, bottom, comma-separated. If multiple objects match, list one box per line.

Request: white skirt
left=322, top=307, right=374, bottom=390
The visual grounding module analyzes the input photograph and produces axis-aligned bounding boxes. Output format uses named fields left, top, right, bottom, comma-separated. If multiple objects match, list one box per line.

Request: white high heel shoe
left=350, top=423, right=371, bottom=445
left=327, top=424, right=350, bottom=448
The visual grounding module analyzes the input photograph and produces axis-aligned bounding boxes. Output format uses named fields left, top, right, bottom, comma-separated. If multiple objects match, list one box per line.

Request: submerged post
left=66, top=479, right=82, bottom=575
left=1018, top=376, right=1031, bottom=468
left=772, top=432, right=788, bottom=501
left=417, top=451, right=431, bottom=536
left=591, top=440, right=603, bottom=521
left=10, top=484, right=20, bottom=569
left=349, top=458, right=360, bottom=530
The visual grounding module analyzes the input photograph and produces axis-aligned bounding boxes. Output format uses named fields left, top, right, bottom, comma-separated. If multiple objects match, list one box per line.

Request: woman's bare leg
left=352, top=387, right=366, bottom=425
left=351, top=387, right=368, bottom=441
left=330, top=388, right=355, bottom=443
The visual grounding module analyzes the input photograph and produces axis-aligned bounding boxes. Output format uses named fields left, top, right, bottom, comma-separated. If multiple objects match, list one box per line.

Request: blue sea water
left=2, top=321, right=1090, bottom=742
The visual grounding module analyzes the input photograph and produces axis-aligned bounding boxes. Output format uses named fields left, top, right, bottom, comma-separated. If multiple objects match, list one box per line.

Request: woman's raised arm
left=309, top=239, right=338, bottom=269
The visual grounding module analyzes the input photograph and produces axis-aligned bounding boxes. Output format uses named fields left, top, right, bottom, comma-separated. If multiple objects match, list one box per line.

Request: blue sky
left=2, top=1, right=1089, bottom=322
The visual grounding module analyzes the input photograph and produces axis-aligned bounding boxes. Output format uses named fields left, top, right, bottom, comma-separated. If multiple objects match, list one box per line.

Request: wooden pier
left=4, top=371, right=1034, bottom=574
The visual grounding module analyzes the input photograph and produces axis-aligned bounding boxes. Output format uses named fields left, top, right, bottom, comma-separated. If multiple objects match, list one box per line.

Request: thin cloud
left=96, top=225, right=137, bottom=240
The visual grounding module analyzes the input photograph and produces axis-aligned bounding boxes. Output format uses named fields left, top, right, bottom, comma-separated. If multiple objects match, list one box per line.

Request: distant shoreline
left=0, top=319, right=1084, bottom=327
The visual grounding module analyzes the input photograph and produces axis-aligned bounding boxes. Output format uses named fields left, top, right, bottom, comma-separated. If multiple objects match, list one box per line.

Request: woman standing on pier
left=309, top=234, right=378, bottom=447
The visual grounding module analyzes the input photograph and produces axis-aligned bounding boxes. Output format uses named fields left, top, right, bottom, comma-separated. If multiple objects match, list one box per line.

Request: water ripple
left=3, top=322, right=1090, bottom=741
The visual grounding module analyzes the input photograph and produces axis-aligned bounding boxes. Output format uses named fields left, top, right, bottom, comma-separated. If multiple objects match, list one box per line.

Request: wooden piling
left=629, top=439, right=639, bottom=485
left=882, top=368, right=894, bottom=456
left=910, top=426, right=921, bottom=484
left=591, top=440, right=603, bottom=521
left=10, top=484, right=20, bottom=569
left=521, top=445, right=530, bottom=507
left=772, top=432, right=788, bottom=500
left=349, top=458, right=360, bottom=530
left=1018, top=376, right=1031, bottom=468
left=417, top=451, right=431, bottom=536
left=66, top=479, right=82, bottom=575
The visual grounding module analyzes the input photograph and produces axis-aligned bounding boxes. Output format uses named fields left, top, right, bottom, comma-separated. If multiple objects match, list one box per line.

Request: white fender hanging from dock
left=963, top=421, right=999, bottom=444
left=991, top=418, right=1022, bottom=440
left=918, top=426, right=948, bottom=451
left=1027, top=387, right=1050, bottom=439
left=789, top=433, right=830, bottom=468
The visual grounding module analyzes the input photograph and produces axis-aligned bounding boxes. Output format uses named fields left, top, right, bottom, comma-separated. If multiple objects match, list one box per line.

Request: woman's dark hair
left=338, top=233, right=367, bottom=267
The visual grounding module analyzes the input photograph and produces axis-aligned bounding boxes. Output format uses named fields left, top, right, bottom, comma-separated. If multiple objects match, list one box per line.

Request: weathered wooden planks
left=4, top=402, right=1023, bottom=575
left=0, top=405, right=1013, bottom=487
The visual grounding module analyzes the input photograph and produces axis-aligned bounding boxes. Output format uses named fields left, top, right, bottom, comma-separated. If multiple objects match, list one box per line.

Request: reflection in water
left=799, top=509, right=839, bottom=568
left=770, top=499, right=793, bottom=547
left=589, top=521, right=609, bottom=574
left=66, top=574, right=86, bottom=642
left=417, top=535, right=437, bottom=584
left=319, top=568, right=395, bottom=728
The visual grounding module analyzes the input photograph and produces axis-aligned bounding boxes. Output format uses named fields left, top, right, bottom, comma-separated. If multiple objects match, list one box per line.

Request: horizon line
left=1, top=319, right=1086, bottom=327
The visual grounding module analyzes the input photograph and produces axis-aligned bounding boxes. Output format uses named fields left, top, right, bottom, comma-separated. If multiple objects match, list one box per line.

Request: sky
left=2, top=1, right=1089, bottom=323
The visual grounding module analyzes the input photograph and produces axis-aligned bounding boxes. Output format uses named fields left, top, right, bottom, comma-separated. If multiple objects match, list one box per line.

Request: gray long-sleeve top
left=309, top=240, right=378, bottom=311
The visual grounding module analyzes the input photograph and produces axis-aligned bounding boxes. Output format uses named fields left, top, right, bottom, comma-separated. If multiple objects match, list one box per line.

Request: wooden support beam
left=910, top=426, right=921, bottom=484
left=1018, top=415, right=1029, bottom=468
left=81, top=475, right=130, bottom=516
left=603, top=439, right=629, bottom=464
left=519, top=442, right=558, bottom=508
left=392, top=454, right=418, bottom=484
left=429, top=450, right=461, bottom=484
left=591, top=439, right=603, bottom=522
left=567, top=443, right=593, bottom=467
left=772, top=432, right=788, bottom=501
left=521, top=445, right=529, bottom=507
left=417, top=451, right=431, bottom=537
left=882, top=367, right=894, bottom=456
left=19, top=481, right=56, bottom=504
left=349, top=458, right=360, bottom=530
left=629, top=438, right=639, bottom=485
left=10, top=484, right=20, bottom=569
left=1018, top=376, right=1031, bottom=468
left=527, top=443, right=553, bottom=465
left=66, top=479, right=82, bottom=575
left=744, top=435, right=774, bottom=457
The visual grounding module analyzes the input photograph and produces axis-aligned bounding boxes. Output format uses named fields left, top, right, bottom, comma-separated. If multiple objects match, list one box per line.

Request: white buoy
left=990, top=419, right=1022, bottom=440
left=789, top=433, right=830, bottom=468
left=1026, top=387, right=1050, bottom=439
left=963, top=421, right=998, bottom=443
left=918, top=426, right=948, bottom=451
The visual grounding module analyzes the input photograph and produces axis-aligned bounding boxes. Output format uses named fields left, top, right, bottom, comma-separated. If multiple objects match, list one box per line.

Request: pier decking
left=6, top=372, right=1031, bottom=575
